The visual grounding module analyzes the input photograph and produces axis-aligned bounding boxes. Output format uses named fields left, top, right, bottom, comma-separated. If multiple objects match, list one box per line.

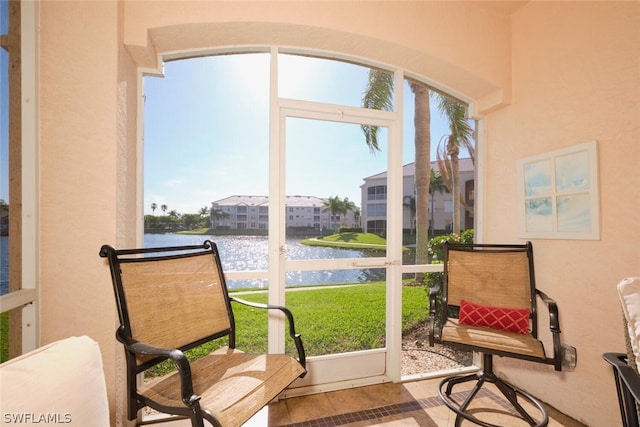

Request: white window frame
left=0, top=0, right=39, bottom=355
left=142, top=47, right=485, bottom=393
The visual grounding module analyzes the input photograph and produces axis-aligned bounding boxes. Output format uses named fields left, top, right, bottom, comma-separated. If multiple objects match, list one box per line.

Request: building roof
left=212, top=195, right=327, bottom=207
left=362, top=158, right=474, bottom=182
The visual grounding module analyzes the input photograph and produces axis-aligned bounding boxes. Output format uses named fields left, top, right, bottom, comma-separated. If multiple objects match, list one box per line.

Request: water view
left=0, top=236, right=7, bottom=295
left=0, top=233, right=415, bottom=294
left=144, top=233, right=415, bottom=289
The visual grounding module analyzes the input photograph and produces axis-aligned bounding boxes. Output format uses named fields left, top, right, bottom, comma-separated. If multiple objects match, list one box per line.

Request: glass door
left=273, top=99, right=404, bottom=391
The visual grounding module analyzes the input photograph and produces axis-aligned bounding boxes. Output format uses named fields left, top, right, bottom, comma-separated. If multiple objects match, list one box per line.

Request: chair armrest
left=603, top=352, right=640, bottom=409
left=116, top=330, right=200, bottom=406
left=536, top=289, right=560, bottom=333
left=536, top=289, right=563, bottom=371
left=230, top=297, right=306, bottom=372
left=428, top=283, right=442, bottom=347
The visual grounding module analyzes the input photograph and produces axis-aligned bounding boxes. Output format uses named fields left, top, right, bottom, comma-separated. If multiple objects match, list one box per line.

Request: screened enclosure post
left=6, top=0, right=23, bottom=359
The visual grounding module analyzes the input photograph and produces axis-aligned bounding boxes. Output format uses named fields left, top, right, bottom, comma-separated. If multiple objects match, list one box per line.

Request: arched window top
left=126, top=19, right=507, bottom=114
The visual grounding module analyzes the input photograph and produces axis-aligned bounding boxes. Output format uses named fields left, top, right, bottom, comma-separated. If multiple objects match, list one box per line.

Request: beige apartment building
left=361, top=159, right=474, bottom=236
left=210, top=195, right=359, bottom=232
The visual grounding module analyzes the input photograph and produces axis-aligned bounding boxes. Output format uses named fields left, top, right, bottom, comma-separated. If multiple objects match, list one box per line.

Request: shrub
left=337, top=226, right=363, bottom=233
left=425, top=229, right=474, bottom=325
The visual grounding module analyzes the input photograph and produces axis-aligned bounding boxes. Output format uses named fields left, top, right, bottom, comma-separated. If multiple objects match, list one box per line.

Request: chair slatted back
left=446, top=248, right=533, bottom=309
left=120, top=253, right=231, bottom=351
left=443, top=243, right=538, bottom=336
left=102, top=242, right=232, bottom=368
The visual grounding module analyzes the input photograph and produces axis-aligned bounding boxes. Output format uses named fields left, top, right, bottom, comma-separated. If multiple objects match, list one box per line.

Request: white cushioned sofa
left=603, top=277, right=640, bottom=427
left=0, top=335, right=109, bottom=426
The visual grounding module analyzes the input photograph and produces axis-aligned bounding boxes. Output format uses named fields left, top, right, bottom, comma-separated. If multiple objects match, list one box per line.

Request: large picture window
left=143, top=49, right=477, bottom=389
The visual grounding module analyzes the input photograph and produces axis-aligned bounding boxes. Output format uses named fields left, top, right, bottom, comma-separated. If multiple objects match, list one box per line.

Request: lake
left=0, top=234, right=416, bottom=294
left=145, top=233, right=415, bottom=289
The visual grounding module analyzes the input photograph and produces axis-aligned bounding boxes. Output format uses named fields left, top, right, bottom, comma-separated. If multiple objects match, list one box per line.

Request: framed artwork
left=516, top=141, right=600, bottom=240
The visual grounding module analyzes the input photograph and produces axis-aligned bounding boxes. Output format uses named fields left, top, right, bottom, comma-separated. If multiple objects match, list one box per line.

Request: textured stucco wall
left=483, top=2, right=640, bottom=426
left=35, top=1, right=639, bottom=426
left=38, top=1, right=138, bottom=425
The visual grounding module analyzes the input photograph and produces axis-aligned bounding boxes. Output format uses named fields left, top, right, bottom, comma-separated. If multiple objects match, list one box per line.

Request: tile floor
left=147, top=377, right=586, bottom=426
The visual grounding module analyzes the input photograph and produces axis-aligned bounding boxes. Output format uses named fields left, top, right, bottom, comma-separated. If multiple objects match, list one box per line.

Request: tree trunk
left=447, top=136, right=460, bottom=234
left=411, top=83, right=431, bottom=279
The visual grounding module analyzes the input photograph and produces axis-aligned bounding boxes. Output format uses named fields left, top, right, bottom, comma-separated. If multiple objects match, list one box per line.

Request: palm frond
left=361, top=69, right=394, bottom=154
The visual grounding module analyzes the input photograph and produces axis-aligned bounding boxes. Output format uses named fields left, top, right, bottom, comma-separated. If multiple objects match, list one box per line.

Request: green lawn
left=148, top=281, right=429, bottom=377
left=301, top=232, right=410, bottom=251
left=1, top=311, right=7, bottom=362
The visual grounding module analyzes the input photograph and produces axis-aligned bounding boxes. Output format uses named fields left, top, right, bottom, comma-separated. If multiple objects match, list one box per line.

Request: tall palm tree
left=161, top=204, right=168, bottom=214
left=362, top=71, right=431, bottom=277
left=150, top=202, right=157, bottom=215
left=433, top=95, right=475, bottom=234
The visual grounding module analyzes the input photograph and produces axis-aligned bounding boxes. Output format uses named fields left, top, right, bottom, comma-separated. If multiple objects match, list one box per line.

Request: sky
left=0, top=36, right=466, bottom=213
left=143, top=53, right=460, bottom=216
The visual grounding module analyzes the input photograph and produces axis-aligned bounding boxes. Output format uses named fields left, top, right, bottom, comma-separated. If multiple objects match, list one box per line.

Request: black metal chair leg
left=445, top=372, right=480, bottom=395
left=494, top=378, right=545, bottom=426
left=438, top=355, right=549, bottom=427
left=458, top=377, right=486, bottom=413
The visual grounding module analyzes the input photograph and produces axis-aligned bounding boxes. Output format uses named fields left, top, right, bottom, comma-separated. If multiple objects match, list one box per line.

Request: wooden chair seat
left=442, top=319, right=546, bottom=359
left=142, top=348, right=305, bottom=426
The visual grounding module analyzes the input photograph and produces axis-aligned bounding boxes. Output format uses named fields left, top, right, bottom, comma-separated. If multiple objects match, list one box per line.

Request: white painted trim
left=20, top=0, right=39, bottom=353
left=0, top=289, right=36, bottom=313
left=276, top=65, right=399, bottom=383
left=385, top=69, right=405, bottom=382
left=474, top=118, right=485, bottom=244
left=268, top=47, right=287, bottom=354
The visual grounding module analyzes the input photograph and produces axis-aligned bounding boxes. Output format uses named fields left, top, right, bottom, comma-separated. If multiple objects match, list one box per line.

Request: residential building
left=361, top=160, right=474, bottom=235
left=210, top=195, right=358, bottom=231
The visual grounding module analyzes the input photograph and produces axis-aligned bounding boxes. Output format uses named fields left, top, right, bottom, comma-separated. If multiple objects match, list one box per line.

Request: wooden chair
left=99, top=240, right=306, bottom=427
left=429, top=242, right=564, bottom=427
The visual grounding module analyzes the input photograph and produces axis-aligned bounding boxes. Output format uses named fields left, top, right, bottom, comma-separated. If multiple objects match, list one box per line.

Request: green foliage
left=144, top=211, right=209, bottom=232
left=428, top=229, right=474, bottom=262
left=425, top=230, right=474, bottom=325
left=337, top=227, right=363, bottom=233
left=1, top=311, right=7, bottom=362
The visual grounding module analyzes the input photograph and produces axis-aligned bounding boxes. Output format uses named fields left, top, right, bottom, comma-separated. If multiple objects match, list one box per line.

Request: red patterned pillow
left=459, top=300, right=531, bottom=335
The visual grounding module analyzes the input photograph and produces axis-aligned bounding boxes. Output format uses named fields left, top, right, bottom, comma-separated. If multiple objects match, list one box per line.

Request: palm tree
left=362, top=71, right=431, bottom=277
left=151, top=202, right=157, bottom=215
left=210, top=208, right=230, bottom=228
left=429, top=169, right=446, bottom=238
left=434, top=95, right=475, bottom=234
left=341, top=197, right=357, bottom=227
left=323, top=196, right=343, bottom=232
left=351, top=206, right=361, bottom=229
left=161, top=204, right=168, bottom=214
